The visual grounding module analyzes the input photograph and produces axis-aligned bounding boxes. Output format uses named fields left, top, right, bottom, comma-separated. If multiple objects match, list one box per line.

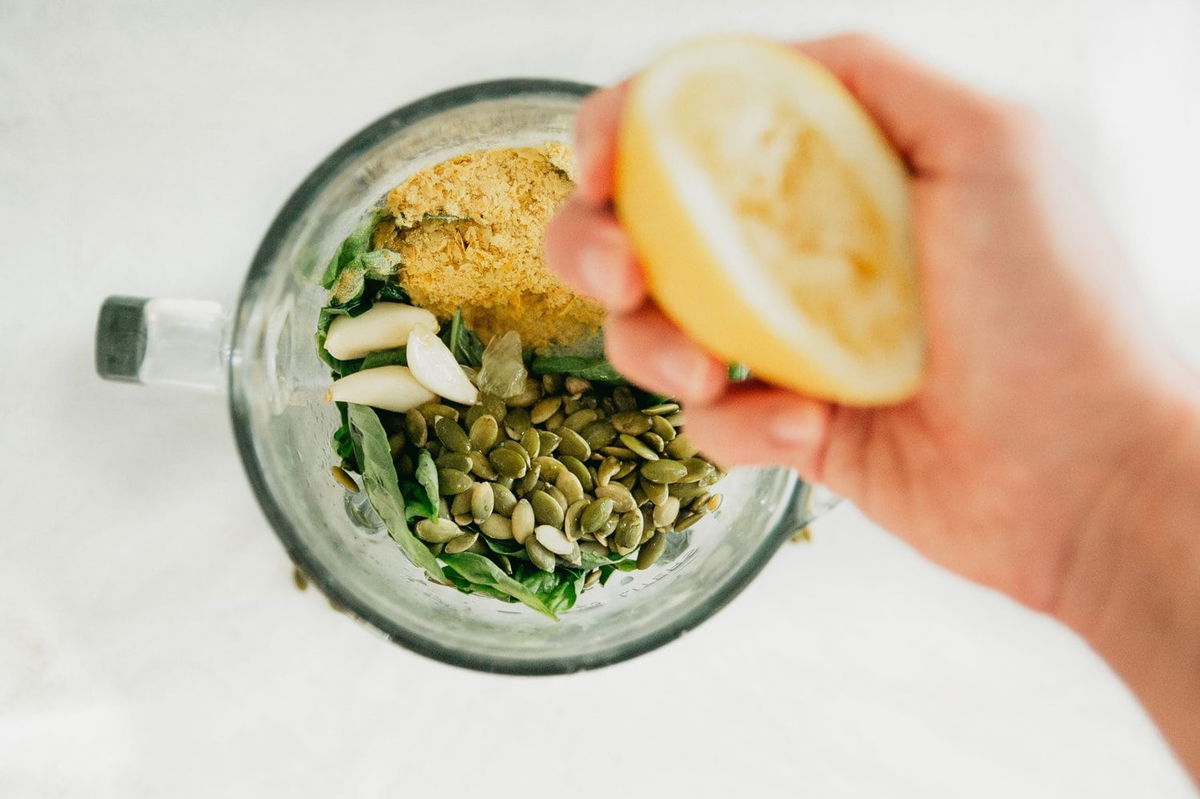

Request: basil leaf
left=542, top=573, right=583, bottom=614
left=441, top=310, right=485, bottom=368
left=346, top=404, right=443, bottom=581
left=360, top=347, right=407, bottom=369
left=442, top=564, right=515, bottom=602
left=440, top=552, right=556, bottom=618
left=481, top=536, right=529, bottom=560
left=530, top=355, right=627, bottom=384
left=320, top=208, right=386, bottom=289
left=375, top=283, right=411, bottom=304
left=400, top=450, right=439, bottom=522
left=578, top=547, right=628, bottom=571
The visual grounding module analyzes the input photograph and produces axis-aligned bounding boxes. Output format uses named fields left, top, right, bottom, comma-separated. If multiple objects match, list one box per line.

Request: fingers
left=604, top=305, right=728, bottom=405
left=683, top=386, right=834, bottom=481
left=543, top=196, right=646, bottom=312
left=572, top=82, right=629, bottom=206
left=796, top=33, right=1003, bottom=174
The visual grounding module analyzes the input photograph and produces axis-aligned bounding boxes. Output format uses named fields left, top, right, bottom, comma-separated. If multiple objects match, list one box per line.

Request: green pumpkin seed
left=495, top=476, right=514, bottom=490
left=438, top=497, right=450, bottom=518
left=508, top=378, right=542, bottom=408
left=564, top=499, right=587, bottom=540
left=498, top=554, right=514, bottom=575
left=653, top=496, right=681, bottom=528
left=583, top=569, right=601, bottom=589
left=668, top=482, right=708, bottom=500
left=556, top=470, right=585, bottom=505
left=468, top=414, right=500, bottom=451
left=526, top=536, right=557, bottom=572
left=595, top=482, right=637, bottom=513
left=580, top=540, right=609, bottom=559
left=565, top=376, right=592, bottom=396
left=481, top=513, right=513, bottom=540
left=599, top=445, right=638, bottom=460
left=546, top=484, right=569, bottom=512
left=445, top=532, right=479, bottom=554
left=490, top=482, right=518, bottom=515
left=481, top=392, right=507, bottom=424
left=649, top=415, right=676, bottom=442
left=433, top=416, right=470, bottom=453
left=563, top=397, right=585, bottom=416
left=544, top=410, right=565, bottom=431
left=705, top=493, right=723, bottom=513
left=557, top=427, right=591, bottom=460
left=642, top=432, right=666, bottom=453
left=641, top=402, right=679, bottom=416
left=405, top=409, right=428, bottom=447
left=563, top=409, right=600, bottom=432
left=673, top=512, right=705, bottom=532
left=618, top=472, right=638, bottom=490
left=451, top=490, right=472, bottom=516
left=504, top=406, right=531, bottom=439
left=558, top=455, right=593, bottom=492
left=489, top=447, right=527, bottom=479
left=614, top=511, right=643, bottom=553
left=464, top=403, right=486, bottom=428
left=613, top=460, right=637, bottom=480
left=420, top=402, right=460, bottom=423
left=581, top=497, right=615, bottom=533
left=470, top=482, right=494, bottom=524
left=631, top=484, right=648, bottom=507
left=427, top=543, right=445, bottom=557
left=561, top=541, right=582, bottom=567
left=529, top=490, right=564, bottom=527
left=611, top=410, right=651, bottom=435
left=534, top=524, right=573, bottom=555
left=664, top=412, right=685, bottom=427
left=520, top=428, right=541, bottom=459
left=395, top=452, right=415, bottom=478
left=641, top=478, right=669, bottom=506
left=596, top=456, right=622, bottom=487
left=436, top=451, right=472, bottom=472
left=438, top=469, right=474, bottom=496
left=613, top=386, right=637, bottom=411
left=581, top=420, right=617, bottom=450
left=619, top=434, right=659, bottom=461
left=530, top=396, right=562, bottom=424
left=680, top=457, right=713, bottom=484
left=541, top=373, right=564, bottom=395
left=637, top=530, right=669, bottom=569
left=596, top=514, right=618, bottom=545
left=517, top=463, right=543, bottom=496
left=331, top=465, right=359, bottom=493
left=387, top=431, right=408, bottom=455
left=537, top=430, right=561, bottom=455
left=641, top=459, right=688, bottom=484
left=511, top=499, right=535, bottom=544
left=468, top=450, right=499, bottom=480
left=532, top=456, right=563, bottom=481
left=415, top=517, right=462, bottom=543
left=665, top=433, right=698, bottom=460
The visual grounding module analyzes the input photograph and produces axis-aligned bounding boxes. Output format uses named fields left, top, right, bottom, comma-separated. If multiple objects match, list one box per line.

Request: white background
left=2, top=1, right=1198, bottom=796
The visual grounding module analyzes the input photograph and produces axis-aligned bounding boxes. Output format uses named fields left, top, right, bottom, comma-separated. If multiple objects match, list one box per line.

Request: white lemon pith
left=615, top=36, right=924, bottom=405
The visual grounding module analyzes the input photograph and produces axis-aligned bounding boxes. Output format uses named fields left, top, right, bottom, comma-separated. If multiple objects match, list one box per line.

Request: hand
left=545, top=34, right=1199, bottom=622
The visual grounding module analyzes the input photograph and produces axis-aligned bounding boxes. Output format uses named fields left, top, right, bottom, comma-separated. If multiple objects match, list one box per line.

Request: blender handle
left=95, top=296, right=230, bottom=391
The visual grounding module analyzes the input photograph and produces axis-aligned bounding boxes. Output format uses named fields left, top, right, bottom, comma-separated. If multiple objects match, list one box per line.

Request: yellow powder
left=373, top=144, right=602, bottom=350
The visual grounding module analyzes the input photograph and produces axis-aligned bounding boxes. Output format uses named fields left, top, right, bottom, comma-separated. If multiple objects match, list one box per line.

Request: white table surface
left=2, top=1, right=1198, bottom=796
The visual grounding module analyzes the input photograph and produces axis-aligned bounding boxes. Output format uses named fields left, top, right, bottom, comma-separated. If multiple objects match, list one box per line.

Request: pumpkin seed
left=642, top=432, right=666, bottom=453
left=436, top=451, right=472, bottom=472
left=496, top=439, right=532, bottom=466
left=653, top=496, right=681, bottom=528
left=596, top=456, right=622, bottom=486
left=544, top=410, right=565, bottom=431
left=511, top=499, right=535, bottom=544
left=613, top=386, right=638, bottom=411
left=596, top=514, right=618, bottom=545
left=641, top=459, right=688, bottom=484
left=387, top=431, right=408, bottom=455
left=541, top=373, right=564, bottom=395
left=665, top=412, right=685, bottom=427
left=595, top=482, right=637, bottom=513
left=481, top=392, right=508, bottom=423
left=520, top=428, right=541, bottom=459
left=420, top=402, right=460, bottom=423
left=619, top=434, right=659, bottom=461
left=508, top=378, right=542, bottom=408
left=564, top=499, right=587, bottom=540
left=415, top=517, right=462, bottom=543
left=611, top=410, right=651, bottom=435
left=517, top=462, right=543, bottom=496
left=705, top=493, right=723, bottom=513
left=534, top=524, right=573, bottom=555
left=504, top=406, right=531, bottom=439
left=673, top=512, right=705, bottom=532
left=330, top=465, right=359, bottom=493
left=618, top=472, right=638, bottom=490
left=564, top=376, right=592, bottom=396
left=438, top=497, right=450, bottom=518
left=470, top=482, right=494, bottom=523
left=427, top=543, right=445, bottom=557
left=580, top=540, right=609, bottom=559
left=641, top=402, right=679, bottom=416
left=642, top=478, right=669, bottom=506
left=489, top=447, right=527, bottom=479
left=529, top=489, right=564, bottom=527
left=445, top=532, right=479, bottom=554
left=546, top=484, right=569, bottom=512
left=526, top=536, right=557, bottom=572
left=563, top=408, right=600, bottom=432
left=613, top=460, right=637, bottom=480
left=434, top=416, right=470, bottom=452
left=560, top=541, right=582, bottom=567
left=598, top=445, right=638, bottom=460
left=649, top=415, right=677, bottom=442
left=437, top=468, right=473, bottom=495
left=464, top=403, right=486, bottom=428
left=557, top=427, right=591, bottom=460
left=468, top=450, right=499, bottom=480
left=490, top=482, right=518, bottom=515
left=631, top=484, right=648, bottom=507
left=481, top=513, right=513, bottom=540
left=563, top=397, right=585, bottom=415
left=680, top=457, right=713, bottom=483
left=557, top=455, right=592, bottom=492
left=468, top=414, right=500, bottom=451
left=581, top=420, right=617, bottom=450
left=451, top=490, right=472, bottom=517
left=581, top=497, right=615, bottom=533
left=637, top=530, right=669, bottom=569
left=669, top=482, right=708, bottom=500
left=530, top=396, right=562, bottom=424
left=531, top=456, right=563, bottom=481
left=395, top=452, right=415, bottom=478
left=665, top=433, right=698, bottom=460
left=583, top=569, right=601, bottom=589
left=556, top=469, right=585, bottom=504
left=537, top=430, right=561, bottom=455
left=405, top=409, right=428, bottom=447
left=498, top=554, right=514, bottom=575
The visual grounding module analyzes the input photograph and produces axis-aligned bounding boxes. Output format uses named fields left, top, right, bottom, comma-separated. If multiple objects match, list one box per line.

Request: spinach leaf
left=598, top=558, right=638, bottom=586
left=441, top=310, right=485, bottom=368
left=400, top=450, right=439, bottom=522
left=542, top=573, right=584, bottom=615
left=440, top=552, right=556, bottom=618
left=375, top=282, right=411, bottom=304
left=578, top=547, right=629, bottom=571
left=442, top=564, right=515, bottom=602
left=346, top=404, right=444, bottom=581
left=360, top=347, right=407, bottom=369
left=481, top=536, right=529, bottom=560
left=530, top=354, right=627, bottom=384
left=320, top=208, right=386, bottom=289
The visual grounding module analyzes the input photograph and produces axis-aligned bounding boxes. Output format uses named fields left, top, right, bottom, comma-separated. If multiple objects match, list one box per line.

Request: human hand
left=544, top=34, right=1199, bottom=625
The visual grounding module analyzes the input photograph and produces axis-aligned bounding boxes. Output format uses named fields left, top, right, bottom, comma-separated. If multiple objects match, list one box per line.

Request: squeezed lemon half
left=615, top=36, right=924, bottom=405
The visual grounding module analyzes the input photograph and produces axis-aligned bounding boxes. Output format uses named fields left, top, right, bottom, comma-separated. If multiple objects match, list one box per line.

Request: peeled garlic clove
left=325, top=366, right=436, bottom=413
left=323, top=303, right=438, bottom=360
left=406, top=327, right=479, bottom=405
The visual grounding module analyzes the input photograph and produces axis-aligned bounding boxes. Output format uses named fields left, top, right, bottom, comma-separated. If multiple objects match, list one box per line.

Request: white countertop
left=2, top=1, right=1198, bottom=796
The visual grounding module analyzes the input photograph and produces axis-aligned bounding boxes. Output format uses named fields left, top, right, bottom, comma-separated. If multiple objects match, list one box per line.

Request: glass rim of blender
left=228, top=77, right=808, bottom=674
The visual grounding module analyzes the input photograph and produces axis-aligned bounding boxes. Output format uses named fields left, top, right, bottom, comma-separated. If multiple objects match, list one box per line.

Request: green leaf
left=442, top=565, right=515, bottom=601
left=346, top=404, right=444, bottom=581
left=480, top=536, right=529, bottom=560
left=728, top=362, right=751, bottom=381
left=440, top=552, right=556, bottom=618
left=375, top=283, right=411, bottom=304
left=441, top=310, right=485, bottom=368
left=358, top=249, right=403, bottom=279
left=542, top=573, right=583, bottom=614
left=530, top=355, right=627, bottom=384
left=360, top=347, right=407, bottom=369
left=578, top=547, right=628, bottom=571
left=320, top=208, right=386, bottom=289
left=401, top=450, right=439, bottom=522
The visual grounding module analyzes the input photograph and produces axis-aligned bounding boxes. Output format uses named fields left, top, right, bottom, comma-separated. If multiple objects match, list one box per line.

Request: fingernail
left=770, top=404, right=823, bottom=446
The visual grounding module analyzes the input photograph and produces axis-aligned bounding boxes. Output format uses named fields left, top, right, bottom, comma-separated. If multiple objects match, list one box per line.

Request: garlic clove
left=406, top=327, right=479, bottom=405
left=325, top=365, right=436, bottom=413
left=323, top=303, right=438, bottom=361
